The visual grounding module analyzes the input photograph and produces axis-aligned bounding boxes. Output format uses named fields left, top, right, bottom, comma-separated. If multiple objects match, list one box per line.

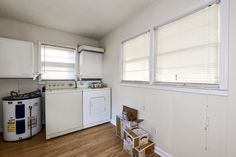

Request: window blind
left=155, top=4, right=220, bottom=85
left=41, top=44, right=76, bottom=80
left=122, top=32, right=150, bottom=82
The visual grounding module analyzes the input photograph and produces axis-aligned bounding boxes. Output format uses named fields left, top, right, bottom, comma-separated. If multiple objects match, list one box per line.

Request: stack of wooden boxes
left=116, top=106, right=155, bottom=157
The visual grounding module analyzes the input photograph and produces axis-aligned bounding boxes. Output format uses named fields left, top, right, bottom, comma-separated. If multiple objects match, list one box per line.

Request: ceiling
left=0, top=0, right=156, bottom=39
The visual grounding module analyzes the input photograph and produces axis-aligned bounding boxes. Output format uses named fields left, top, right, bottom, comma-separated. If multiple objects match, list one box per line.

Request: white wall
left=0, top=17, right=99, bottom=131
left=100, top=0, right=236, bottom=157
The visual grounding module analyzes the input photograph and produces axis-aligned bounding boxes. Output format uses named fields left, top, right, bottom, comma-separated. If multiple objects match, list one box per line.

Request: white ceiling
left=0, top=0, right=156, bottom=39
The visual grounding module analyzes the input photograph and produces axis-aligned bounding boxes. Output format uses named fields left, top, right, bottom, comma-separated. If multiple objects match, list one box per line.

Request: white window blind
left=40, top=44, right=76, bottom=80
left=122, top=32, right=150, bottom=82
left=155, top=4, right=220, bottom=85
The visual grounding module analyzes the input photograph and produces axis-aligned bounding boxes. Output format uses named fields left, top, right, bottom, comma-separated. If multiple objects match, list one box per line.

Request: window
left=155, top=4, right=220, bottom=86
left=120, top=1, right=228, bottom=95
left=122, top=32, right=150, bottom=82
left=40, top=44, right=76, bottom=80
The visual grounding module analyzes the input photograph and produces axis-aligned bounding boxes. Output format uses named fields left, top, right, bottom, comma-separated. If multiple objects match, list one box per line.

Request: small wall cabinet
left=79, top=45, right=104, bottom=79
left=0, top=37, right=34, bottom=78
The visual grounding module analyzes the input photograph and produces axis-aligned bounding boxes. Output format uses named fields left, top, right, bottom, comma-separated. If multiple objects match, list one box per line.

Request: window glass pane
left=122, top=32, right=150, bottom=81
left=41, top=47, right=75, bottom=63
left=41, top=44, right=76, bottom=80
left=123, top=34, right=150, bottom=61
left=123, top=58, right=149, bottom=72
left=155, top=4, right=220, bottom=84
left=123, top=71, right=149, bottom=82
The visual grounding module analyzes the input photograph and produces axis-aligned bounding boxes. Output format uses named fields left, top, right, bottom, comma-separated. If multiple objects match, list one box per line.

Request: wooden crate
left=116, top=115, right=138, bottom=139
left=123, top=139, right=134, bottom=156
left=134, top=141, right=155, bottom=157
left=123, top=105, right=138, bottom=121
left=124, top=128, right=149, bottom=148
left=116, top=115, right=121, bottom=137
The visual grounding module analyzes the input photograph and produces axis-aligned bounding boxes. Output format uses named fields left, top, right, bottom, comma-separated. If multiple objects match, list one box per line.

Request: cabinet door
left=0, top=37, right=34, bottom=78
left=83, top=89, right=110, bottom=128
left=80, top=51, right=103, bottom=78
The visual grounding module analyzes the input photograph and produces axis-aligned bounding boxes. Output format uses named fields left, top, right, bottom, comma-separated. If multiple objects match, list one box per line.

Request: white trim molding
left=155, top=146, right=174, bottom=157
left=120, top=83, right=228, bottom=96
left=110, top=119, right=116, bottom=126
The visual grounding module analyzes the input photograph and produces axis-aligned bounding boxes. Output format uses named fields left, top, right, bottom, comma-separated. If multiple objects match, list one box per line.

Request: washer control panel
left=45, top=81, right=76, bottom=90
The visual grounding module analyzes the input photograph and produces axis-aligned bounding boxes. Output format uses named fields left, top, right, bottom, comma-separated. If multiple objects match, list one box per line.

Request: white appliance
left=2, top=90, right=41, bottom=141
left=79, top=45, right=104, bottom=79
left=45, top=81, right=83, bottom=140
left=82, top=87, right=111, bottom=129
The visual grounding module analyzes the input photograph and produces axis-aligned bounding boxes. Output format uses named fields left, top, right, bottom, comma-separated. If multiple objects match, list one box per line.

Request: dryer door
left=83, top=89, right=110, bottom=128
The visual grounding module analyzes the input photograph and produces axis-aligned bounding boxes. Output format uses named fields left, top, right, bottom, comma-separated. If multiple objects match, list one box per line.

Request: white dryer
left=82, top=88, right=111, bottom=128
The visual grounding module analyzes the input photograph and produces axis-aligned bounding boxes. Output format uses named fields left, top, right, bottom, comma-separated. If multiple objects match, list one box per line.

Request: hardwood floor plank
left=0, top=123, right=160, bottom=157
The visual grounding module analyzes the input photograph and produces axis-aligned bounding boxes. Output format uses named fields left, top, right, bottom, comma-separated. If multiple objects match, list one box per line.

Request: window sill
left=120, top=82, right=228, bottom=96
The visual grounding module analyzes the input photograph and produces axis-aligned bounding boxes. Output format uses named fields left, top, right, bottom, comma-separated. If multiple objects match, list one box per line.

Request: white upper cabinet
left=79, top=45, right=104, bottom=79
left=0, top=37, right=34, bottom=78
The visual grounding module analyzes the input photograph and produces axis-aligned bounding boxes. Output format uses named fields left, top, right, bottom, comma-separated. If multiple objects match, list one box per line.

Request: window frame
left=120, top=31, right=151, bottom=84
left=120, top=0, right=229, bottom=96
left=38, top=42, right=78, bottom=81
left=154, top=2, right=221, bottom=87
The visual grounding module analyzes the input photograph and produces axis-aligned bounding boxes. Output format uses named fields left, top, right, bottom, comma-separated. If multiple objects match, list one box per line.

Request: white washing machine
left=45, top=81, right=83, bottom=140
left=2, top=90, right=42, bottom=141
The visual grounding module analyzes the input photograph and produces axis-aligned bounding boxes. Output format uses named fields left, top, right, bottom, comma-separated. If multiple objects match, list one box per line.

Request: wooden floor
left=0, top=123, right=160, bottom=157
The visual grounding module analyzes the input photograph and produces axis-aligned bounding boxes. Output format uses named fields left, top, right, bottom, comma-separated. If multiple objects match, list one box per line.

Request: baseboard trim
left=110, top=119, right=116, bottom=126
left=155, top=146, right=173, bottom=157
